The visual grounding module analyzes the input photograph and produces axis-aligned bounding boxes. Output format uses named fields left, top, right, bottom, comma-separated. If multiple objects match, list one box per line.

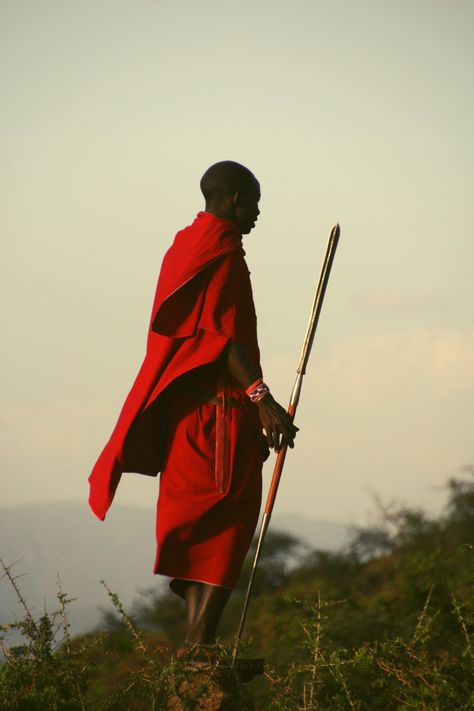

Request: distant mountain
left=0, top=503, right=349, bottom=638
left=271, top=512, right=350, bottom=551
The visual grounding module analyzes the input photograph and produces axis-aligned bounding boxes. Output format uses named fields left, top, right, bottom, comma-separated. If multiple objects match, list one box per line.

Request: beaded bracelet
left=245, top=379, right=270, bottom=404
left=245, top=379, right=263, bottom=395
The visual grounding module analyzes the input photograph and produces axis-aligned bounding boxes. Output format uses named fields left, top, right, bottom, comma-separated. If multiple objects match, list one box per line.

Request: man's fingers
left=264, top=426, right=282, bottom=452
left=264, top=429, right=273, bottom=447
left=282, top=422, right=297, bottom=442
left=281, top=421, right=298, bottom=448
left=263, top=412, right=298, bottom=452
left=272, top=431, right=280, bottom=451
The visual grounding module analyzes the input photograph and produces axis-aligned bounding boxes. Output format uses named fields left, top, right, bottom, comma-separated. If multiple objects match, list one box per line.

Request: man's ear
left=233, top=191, right=245, bottom=207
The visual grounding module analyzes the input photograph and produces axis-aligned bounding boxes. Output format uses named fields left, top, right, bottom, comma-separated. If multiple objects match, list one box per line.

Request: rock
left=168, top=662, right=255, bottom=710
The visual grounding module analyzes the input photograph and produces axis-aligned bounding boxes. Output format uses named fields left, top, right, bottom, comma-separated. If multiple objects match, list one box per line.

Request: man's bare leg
left=184, top=582, right=203, bottom=632
left=185, top=584, right=232, bottom=644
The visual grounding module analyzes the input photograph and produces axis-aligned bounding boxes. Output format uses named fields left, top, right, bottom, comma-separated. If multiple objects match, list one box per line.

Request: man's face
left=234, top=179, right=261, bottom=235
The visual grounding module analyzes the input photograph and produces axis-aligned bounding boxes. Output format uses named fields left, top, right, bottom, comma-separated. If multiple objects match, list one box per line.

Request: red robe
left=89, top=212, right=265, bottom=588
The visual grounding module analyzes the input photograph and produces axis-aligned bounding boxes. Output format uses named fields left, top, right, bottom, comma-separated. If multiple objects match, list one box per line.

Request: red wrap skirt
left=154, top=368, right=264, bottom=591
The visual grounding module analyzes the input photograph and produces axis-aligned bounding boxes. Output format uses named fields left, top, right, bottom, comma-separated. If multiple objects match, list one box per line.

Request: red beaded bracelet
left=245, top=379, right=263, bottom=396
left=246, top=380, right=270, bottom=404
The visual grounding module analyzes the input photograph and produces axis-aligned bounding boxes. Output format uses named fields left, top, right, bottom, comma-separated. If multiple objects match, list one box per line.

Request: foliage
left=0, top=567, right=90, bottom=711
left=240, top=471, right=474, bottom=708
left=1, top=471, right=473, bottom=709
left=0, top=567, right=251, bottom=710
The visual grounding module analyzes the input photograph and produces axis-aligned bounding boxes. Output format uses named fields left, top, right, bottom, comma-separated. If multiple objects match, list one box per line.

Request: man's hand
left=256, top=394, right=299, bottom=452
left=224, top=341, right=299, bottom=451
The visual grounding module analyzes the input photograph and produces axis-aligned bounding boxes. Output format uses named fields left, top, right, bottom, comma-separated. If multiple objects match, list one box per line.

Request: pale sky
left=1, top=0, right=473, bottom=525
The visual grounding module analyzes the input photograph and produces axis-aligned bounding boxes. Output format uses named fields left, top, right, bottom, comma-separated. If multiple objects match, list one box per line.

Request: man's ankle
left=185, top=623, right=216, bottom=645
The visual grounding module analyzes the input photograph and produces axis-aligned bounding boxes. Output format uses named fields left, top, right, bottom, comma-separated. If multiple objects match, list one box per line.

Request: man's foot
left=175, top=641, right=220, bottom=663
left=175, top=644, right=264, bottom=682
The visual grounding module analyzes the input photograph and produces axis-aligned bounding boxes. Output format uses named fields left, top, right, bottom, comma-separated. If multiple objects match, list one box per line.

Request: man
left=89, top=161, right=297, bottom=647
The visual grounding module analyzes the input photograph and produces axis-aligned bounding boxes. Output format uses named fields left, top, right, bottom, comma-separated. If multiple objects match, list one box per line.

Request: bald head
left=200, top=161, right=258, bottom=204
left=200, top=160, right=261, bottom=234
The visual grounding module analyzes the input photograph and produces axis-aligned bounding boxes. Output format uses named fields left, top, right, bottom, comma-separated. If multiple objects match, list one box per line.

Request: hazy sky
left=1, top=0, right=473, bottom=525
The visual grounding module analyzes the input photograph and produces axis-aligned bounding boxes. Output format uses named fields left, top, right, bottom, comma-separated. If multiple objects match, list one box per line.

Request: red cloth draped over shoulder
left=88, top=212, right=262, bottom=521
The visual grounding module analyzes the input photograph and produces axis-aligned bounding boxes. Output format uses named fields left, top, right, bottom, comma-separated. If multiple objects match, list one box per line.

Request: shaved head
left=200, top=161, right=259, bottom=205
left=200, top=160, right=261, bottom=235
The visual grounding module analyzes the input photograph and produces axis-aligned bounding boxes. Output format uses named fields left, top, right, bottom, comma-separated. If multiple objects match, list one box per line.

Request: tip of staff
left=331, top=223, right=341, bottom=238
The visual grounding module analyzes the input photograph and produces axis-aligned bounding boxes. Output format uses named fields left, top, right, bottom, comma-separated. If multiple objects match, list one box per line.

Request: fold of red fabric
left=153, top=367, right=264, bottom=588
left=88, top=212, right=261, bottom=522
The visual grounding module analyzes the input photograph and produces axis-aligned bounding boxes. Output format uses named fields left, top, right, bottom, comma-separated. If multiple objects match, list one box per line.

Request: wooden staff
left=231, top=223, right=341, bottom=665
